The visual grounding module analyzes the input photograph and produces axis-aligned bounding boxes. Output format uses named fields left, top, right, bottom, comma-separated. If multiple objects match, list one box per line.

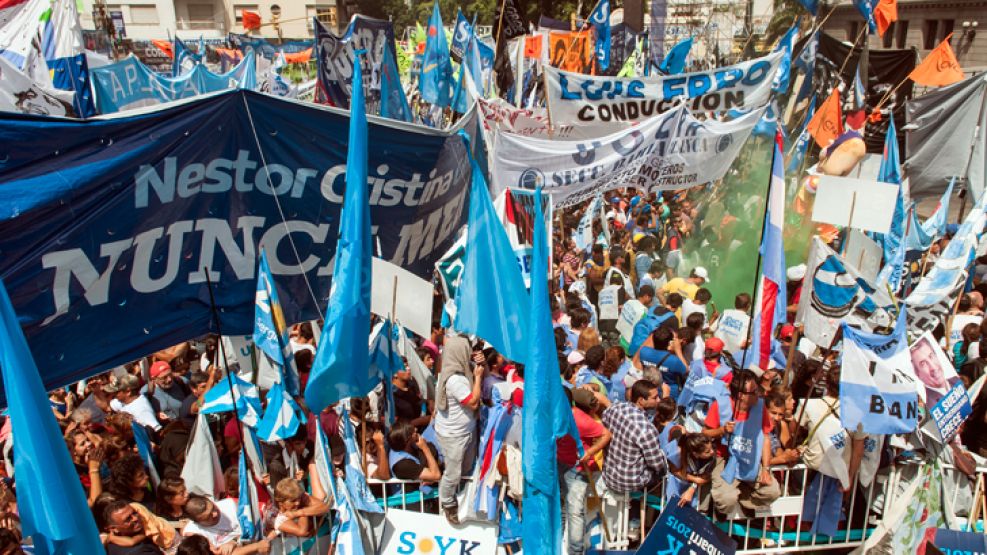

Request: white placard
left=379, top=508, right=499, bottom=555
left=844, top=229, right=884, bottom=283
left=372, top=257, right=434, bottom=340
left=811, top=176, right=899, bottom=234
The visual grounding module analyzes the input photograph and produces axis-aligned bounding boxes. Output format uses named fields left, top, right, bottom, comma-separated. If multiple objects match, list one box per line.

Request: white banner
left=380, top=508, right=499, bottom=555
left=492, top=104, right=762, bottom=207
left=544, top=51, right=782, bottom=132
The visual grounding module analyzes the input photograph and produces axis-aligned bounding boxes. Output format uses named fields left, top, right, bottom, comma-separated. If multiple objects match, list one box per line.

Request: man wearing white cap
left=657, top=266, right=709, bottom=303
left=786, top=264, right=807, bottom=318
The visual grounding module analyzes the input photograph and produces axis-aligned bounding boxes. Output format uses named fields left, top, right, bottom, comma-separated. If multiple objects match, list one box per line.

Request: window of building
left=187, top=4, right=215, bottom=28
left=882, top=22, right=895, bottom=47
left=234, top=4, right=259, bottom=25
left=306, top=5, right=335, bottom=27
left=895, top=20, right=909, bottom=48
left=848, top=21, right=860, bottom=41
left=129, top=5, right=157, bottom=25
left=923, top=19, right=939, bottom=49
left=940, top=19, right=955, bottom=43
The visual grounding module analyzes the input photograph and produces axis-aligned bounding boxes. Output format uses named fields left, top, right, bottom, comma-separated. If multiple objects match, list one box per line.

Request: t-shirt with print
left=183, top=498, right=241, bottom=548
left=704, top=400, right=773, bottom=458
left=435, top=374, right=475, bottom=437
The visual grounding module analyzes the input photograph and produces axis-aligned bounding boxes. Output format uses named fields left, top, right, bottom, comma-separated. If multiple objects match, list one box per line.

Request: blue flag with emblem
left=590, top=0, right=612, bottom=71
left=254, top=249, right=298, bottom=396
left=721, top=398, right=765, bottom=483
left=0, top=279, right=103, bottom=554
left=453, top=132, right=531, bottom=365
left=305, top=50, right=374, bottom=414
left=200, top=373, right=263, bottom=428
left=256, top=380, right=305, bottom=442
left=450, top=9, right=471, bottom=61
left=659, top=37, right=692, bottom=75
left=420, top=1, right=453, bottom=107
left=451, top=18, right=483, bottom=114
left=522, top=187, right=583, bottom=555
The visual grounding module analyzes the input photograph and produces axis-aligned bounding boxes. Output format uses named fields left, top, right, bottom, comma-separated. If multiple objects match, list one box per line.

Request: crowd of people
left=1, top=183, right=986, bottom=555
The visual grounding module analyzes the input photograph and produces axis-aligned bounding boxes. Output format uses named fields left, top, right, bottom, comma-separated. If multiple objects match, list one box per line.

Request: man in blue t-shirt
left=633, top=326, right=689, bottom=400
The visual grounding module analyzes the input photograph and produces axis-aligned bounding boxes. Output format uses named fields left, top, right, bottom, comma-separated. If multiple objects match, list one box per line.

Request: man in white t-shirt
left=434, top=335, right=484, bottom=524
left=184, top=496, right=270, bottom=554
left=107, top=374, right=161, bottom=432
left=712, top=293, right=752, bottom=354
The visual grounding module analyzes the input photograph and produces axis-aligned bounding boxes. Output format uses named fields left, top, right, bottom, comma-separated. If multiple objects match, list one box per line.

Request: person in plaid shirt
left=601, top=380, right=667, bottom=494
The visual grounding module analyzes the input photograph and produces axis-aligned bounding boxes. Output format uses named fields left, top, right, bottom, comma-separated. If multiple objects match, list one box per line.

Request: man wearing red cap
left=142, top=361, right=191, bottom=423
left=699, top=338, right=733, bottom=385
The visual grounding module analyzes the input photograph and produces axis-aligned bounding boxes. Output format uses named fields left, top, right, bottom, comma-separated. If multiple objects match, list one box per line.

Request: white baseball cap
left=692, top=266, right=710, bottom=283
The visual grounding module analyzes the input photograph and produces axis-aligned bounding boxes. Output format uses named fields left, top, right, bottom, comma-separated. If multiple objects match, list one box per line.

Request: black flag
left=493, top=0, right=527, bottom=95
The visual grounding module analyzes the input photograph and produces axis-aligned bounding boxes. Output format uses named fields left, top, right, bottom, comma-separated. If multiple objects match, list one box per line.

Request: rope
left=241, top=94, right=326, bottom=321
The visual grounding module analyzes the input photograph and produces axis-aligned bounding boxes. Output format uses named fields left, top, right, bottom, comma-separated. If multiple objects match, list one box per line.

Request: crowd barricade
left=360, top=463, right=987, bottom=554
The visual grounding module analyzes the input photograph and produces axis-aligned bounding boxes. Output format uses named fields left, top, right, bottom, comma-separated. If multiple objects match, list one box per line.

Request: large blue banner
left=91, top=53, right=258, bottom=114
left=0, top=90, right=475, bottom=394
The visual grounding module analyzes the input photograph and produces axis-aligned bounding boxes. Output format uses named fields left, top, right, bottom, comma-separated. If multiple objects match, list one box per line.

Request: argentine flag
left=254, top=250, right=299, bottom=395
left=256, top=381, right=304, bottom=442
left=200, top=373, right=262, bottom=427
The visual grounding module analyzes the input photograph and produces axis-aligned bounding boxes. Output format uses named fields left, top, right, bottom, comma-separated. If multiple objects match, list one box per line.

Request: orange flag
left=283, top=47, right=313, bottom=63
left=524, top=35, right=543, bottom=59
left=242, top=10, right=261, bottom=31
left=874, top=0, right=897, bottom=37
left=151, top=39, right=173, bottom=59
left=909, top=34, right=964, bottom=87
left=808, top=88, right=843, bottom=149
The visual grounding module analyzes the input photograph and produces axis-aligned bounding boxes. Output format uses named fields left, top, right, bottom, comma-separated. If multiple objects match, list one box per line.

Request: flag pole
left=203, top=268, right=249, bottom=465
left=740, top=133, right=780, bottom=370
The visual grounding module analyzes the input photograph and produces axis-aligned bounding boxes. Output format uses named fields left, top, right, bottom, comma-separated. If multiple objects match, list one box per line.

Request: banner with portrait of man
left=548, top=30, right=594, bottom=74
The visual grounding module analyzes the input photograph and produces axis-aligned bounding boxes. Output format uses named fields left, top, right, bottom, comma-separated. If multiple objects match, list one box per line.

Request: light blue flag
left=132, top=420, right=160, bottom=487
left=799, top=0, right=819, bottom=15
left=921, top=177, right=956, bottom=241
left=450, top=9, right=471, bottom=61
left=793, top=31, right=817, bottom=105
left=236, top=450, right=260, bottom=540
left=771, top=23, right=799, bottom=94
left=254, top=250, right=298, bottom=396
left=590, top=0, right=611, bottom=71
left=380, top=44, right=412, bottom=122
left=315, top=427, right=366, bottom=555
left=452, top=20, right=483, bottom=114
left=419, top=1, right=453, bottom=107
left=903, top=204, right=933, bottom=252
left=200, top=373, right=263, bottom=428
left=659, top=37, right=692, bottom=75
left=453, top=132, right=531, bottom=365
left=172, top=36, right=201, bottom=76
left=876, top=119, right=905, bottom=290
left=369, top=319, right=404, bottom=424
left=787, top=94, right=817, bottom=174
left=305, top=50, right=374, bottom=414
left=522, top=187, right=583, bottom=555
left=852, top=61, right=866, bottom=111
left=0, top=279, right=103, bottom=554
left=256, top=381, right=304, bottom=442
left=340, top=408, right=384, bottom=514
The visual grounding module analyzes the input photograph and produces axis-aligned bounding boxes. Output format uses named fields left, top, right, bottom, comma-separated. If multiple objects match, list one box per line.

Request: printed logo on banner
left=381, top=509, right=498, bottom=555
left=314, top=16, right=396, bottom=108
left=0, top=91, right=476, bottom=394
left=638, top=497, right=737, bottom=555
left=929, top=382, right=972, bottom=443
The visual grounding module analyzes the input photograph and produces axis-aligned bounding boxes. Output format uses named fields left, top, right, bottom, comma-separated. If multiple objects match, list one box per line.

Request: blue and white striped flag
left=340, top=408, right=383, bottom=514
left=236, top=449, right=261, bottom=541
left=256, top=381, right=304, bottom=442
left=200, top=374, right=262, bottom=427
left=314, top=426, right=365, bottom=555
left=254, top=250, right=299, bottom=396
left=131, top=420, right=160, bottom=487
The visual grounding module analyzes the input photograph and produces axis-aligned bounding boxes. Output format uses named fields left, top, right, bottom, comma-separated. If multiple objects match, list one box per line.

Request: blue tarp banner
left=91, top=53, right=257, bottom=114
left=0, top=90, right=476, bottom=394
left=314, top=16, right=397, bottom=109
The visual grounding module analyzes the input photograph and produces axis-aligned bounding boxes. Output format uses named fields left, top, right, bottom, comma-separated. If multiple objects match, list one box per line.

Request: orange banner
left=283, top=47, right=313, bottom=63
left=909, top=34, right=964, bottom=87
left=524, top=35, right=543, bottom=59
left=548, top=30, right=594, bottom=74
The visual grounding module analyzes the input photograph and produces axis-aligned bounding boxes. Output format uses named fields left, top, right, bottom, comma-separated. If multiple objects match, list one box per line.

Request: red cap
left=779, top=324, right=795, bottom=340
left=705, top=337, right=725, bottom=355
left=150, top=361, right=171, bottom=379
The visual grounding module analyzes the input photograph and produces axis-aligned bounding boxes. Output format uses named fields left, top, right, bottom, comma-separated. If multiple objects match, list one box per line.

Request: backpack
left=627, top=311, right=676, bottom=356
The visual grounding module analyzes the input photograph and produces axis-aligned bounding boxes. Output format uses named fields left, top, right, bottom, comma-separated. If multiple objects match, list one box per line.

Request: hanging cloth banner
left=543, top=51, right=782, bottom=132
left=0, top=90, right=476, bottom=397
left=91, top=53, right=257, bottom=114
left=314, top=16, right=397, bottom=111
left=492, top=103, right=762, bottom=207
left=547, top=30, right=595, bottom=74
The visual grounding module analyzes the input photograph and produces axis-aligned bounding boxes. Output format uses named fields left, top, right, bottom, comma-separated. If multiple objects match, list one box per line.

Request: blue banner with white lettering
left=0, top=90, right=475, bottom=396
left=91, top=53, right=257, bottom=114
left=314, top=16, right=397, bottom=110
left=930, top=381, right=972, bottom=443
left=639, top=498, right=736, bottom=555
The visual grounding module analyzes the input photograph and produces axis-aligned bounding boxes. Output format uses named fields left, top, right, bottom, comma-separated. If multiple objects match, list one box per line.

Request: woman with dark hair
left=106, top=454, right=154, bottom=513
left=666, top=433, right=716, bottom=508
left=155, top=477, right=189, bottom=523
